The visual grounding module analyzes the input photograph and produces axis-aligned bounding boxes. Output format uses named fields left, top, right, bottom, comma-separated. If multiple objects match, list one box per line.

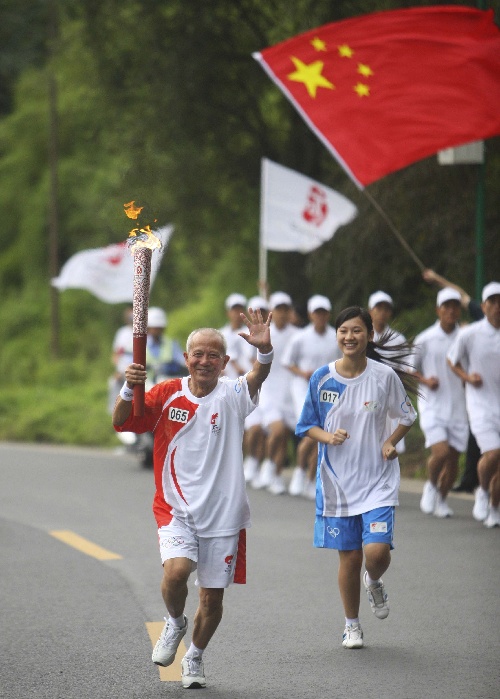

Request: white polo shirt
left=281, top=323, right=341, bottom=420
left=447, top=317, right=500, bottom=431
left=413, top=321, right=468, bottom=425
left=259, top=323, right=300, bottom=414
left=220, top=324, right=254, bottom=379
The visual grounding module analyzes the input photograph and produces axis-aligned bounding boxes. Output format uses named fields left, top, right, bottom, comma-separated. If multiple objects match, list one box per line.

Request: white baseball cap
left=482, top=281, right=500, bottom=302
left=368, top=291, right=393, bottom=309
left=269, top=291, right=292, bottom=309
left=147, top=307, right=167, bottom=328
left=247, top=295, right=269, bottom=311
left=437, top=287, right=462, bottom=307
left=307, top=294, right=332, bottom=313
left=225, top=293, right=247, bottom=310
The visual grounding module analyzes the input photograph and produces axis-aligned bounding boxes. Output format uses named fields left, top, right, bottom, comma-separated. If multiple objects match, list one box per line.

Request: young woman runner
left=296, top=305, right=417, bottom=648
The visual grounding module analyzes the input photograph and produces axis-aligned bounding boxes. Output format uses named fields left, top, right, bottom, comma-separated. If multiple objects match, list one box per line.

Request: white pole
left=259, top=158, right=268, bottom=298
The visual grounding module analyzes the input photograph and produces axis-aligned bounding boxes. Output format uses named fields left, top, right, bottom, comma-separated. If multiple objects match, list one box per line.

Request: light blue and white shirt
left=296, top=358, right=417, bottom=517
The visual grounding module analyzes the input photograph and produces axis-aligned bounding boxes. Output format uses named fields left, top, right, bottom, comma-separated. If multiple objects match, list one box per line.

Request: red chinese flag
left=254, top=6, right=500, bottom=188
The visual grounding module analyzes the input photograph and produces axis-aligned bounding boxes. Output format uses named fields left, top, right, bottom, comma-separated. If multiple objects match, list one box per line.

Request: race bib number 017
left=168, top=407, right=189, bottom=423
left=320, top=390, right=339, bottom=405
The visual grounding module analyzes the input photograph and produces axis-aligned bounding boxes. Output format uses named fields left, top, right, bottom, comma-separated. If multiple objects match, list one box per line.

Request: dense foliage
left=0, top=0, right=498, bottom=454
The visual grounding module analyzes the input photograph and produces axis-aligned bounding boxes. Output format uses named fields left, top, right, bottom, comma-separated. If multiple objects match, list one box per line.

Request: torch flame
left=124, top=201, right=144, bottom=219
left=124, top=201, right=162, bottom=252
left=126, top=225, right=162, bottom=251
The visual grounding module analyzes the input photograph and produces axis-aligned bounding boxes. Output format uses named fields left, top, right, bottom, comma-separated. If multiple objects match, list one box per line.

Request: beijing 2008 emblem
left=134, top=262, right=146, bottom=280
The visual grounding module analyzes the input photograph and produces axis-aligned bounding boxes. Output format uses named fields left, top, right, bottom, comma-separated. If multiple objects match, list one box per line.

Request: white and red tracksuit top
left=115, top=375, right=257, bottom=537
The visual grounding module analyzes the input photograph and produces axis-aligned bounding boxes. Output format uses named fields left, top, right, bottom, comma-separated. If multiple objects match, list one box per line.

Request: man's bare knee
left=163, top=558, right=193, bottom=586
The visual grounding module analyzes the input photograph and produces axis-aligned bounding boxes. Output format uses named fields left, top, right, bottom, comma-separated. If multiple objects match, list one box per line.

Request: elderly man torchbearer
left=112, top=310, right=274, bottom=689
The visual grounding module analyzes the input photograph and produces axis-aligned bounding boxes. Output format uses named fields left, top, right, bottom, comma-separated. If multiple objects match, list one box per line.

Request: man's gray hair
left=186, top=328, right=227, bottom=355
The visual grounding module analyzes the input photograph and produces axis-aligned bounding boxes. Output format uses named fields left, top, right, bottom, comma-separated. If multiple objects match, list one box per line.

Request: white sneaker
left=251, top=458, right=276, bottom=489
left=288, top=466, right=306, bottom=496
left=342, top=623, right=364, bottom=649
left=268, top=474, right=286, bottom=495
left=243, top=456, right=259, bottom=483
left=483, top=506, right=500, bottom=528
left=420, top=480, right=438, bottom=514
left=363, top=571, right=389, bottom=619
left=303, top=479, right=316, bottom=501
left=152, top=616, right=188, bottom=667
left=181, top=654, right=206, bottom=689
left=434, top=495, right=453, bottom=518
left=472, top=487, right=490, bottom=522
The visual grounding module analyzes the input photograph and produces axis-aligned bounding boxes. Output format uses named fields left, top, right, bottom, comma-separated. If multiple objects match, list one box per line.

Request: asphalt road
left=1, top=442, right=499, bottom=699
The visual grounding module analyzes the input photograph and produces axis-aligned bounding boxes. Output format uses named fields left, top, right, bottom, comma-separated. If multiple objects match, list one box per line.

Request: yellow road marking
left=50, top=530, right=122, bottom=560
left=50, top=531, right=184, bottom=680
left=146, top=621, right=186, bottom=682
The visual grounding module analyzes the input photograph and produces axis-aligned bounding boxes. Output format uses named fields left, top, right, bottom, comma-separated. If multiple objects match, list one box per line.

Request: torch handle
left=131, top=246, right=153, bottom=418
left=133, top=334, right=147, bottom=416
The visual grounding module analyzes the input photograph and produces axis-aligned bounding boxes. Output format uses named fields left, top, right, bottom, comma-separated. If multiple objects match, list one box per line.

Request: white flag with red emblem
left=260, top=159, right=357, bottom=253
left=51, top=226, right=173, bottom=303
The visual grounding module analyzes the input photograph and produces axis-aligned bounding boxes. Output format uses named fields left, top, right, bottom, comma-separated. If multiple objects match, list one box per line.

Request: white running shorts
left=419, top=414, right=469, bottom=452
left=158, top=519, right=246, bottom=588
left=471, top=419, right=500, bottom=454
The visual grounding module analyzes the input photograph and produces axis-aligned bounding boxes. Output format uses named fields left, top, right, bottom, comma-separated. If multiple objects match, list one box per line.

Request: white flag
left=260, top=159, right=357, bottom=253
left=51, top=226, right=173, bottom=303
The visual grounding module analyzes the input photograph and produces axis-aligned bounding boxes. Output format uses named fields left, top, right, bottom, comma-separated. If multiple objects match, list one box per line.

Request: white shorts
left=261, top=403, right=297, bottom=432
left=471, top=420, right=500, bottom=454
left=158, top=519, right=247, bottom=588
left=420, top=415, right=469, bottom=452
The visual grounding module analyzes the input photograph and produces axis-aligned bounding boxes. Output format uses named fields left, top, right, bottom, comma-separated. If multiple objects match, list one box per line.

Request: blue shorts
left=314, top=506, right=395, bottom=551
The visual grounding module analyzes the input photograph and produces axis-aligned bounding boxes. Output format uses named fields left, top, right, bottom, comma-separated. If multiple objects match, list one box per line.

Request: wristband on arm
left=257, top=349, right=274, bottom=364
left=119, top=382, right=134, bottom=401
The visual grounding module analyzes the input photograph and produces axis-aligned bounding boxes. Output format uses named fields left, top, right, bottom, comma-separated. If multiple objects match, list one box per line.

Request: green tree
left=0, top=0, right=499, bottom=447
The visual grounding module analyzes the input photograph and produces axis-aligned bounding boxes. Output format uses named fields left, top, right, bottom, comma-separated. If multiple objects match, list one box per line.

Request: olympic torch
left=124, top=202, right=162, bottom=416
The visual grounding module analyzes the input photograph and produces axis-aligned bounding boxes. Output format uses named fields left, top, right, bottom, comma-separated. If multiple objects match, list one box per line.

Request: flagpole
left=362, top=188, right=425, bottom=272
left=48, top=0, right=60, bottom=358
left=475, top=0, right=487, bottom=300
left=259, top=238, right=268, bottom=298
left=259, top=158, right=269, bottom=298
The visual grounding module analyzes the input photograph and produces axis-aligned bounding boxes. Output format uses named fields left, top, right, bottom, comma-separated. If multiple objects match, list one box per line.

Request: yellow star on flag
left=338, top=44, right=354, bottom=58
left=287, top=57, right=335, bottom=98
left=354, top=82, right=370, bottom=97
left=357, top=63, right=374, bottom=77
left=310, top=37, right=327, bottom=51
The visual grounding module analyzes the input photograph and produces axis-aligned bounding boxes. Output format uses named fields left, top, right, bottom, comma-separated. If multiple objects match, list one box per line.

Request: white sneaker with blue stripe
left=363, top=571, right=389, bottom=619
left=342, top=623, right=364, bottom=648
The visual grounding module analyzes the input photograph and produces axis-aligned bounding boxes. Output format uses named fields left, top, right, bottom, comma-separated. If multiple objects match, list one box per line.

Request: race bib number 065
left=168, top=407, right=189, bottom=423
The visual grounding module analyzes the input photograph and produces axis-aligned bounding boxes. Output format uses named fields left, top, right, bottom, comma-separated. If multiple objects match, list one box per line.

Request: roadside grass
left=0, top=355, right=118, bottom=447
